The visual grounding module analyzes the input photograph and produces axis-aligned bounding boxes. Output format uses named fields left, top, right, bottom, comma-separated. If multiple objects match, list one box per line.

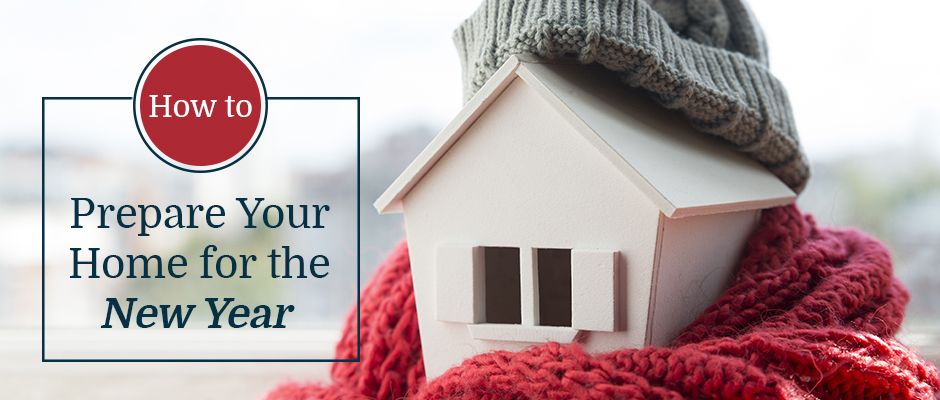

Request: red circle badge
left=133, top=39, right=267, bottom=172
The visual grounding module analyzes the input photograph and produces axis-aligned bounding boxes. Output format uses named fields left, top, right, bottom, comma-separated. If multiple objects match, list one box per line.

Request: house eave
left=373, top=56, right=528, bottom=215
left=667, top=195, right=796, bottom=219
left=374, top=55, right=797, bottom=217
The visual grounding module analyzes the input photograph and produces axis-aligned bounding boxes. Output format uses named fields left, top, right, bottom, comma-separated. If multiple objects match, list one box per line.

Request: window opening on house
left=484, top=247, right=521, bottom=324
left=537, top=248, right=572, bottom=327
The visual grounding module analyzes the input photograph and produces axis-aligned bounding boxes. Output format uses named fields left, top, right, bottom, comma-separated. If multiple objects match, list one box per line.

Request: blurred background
left=2, top=0, right=938, bottom=398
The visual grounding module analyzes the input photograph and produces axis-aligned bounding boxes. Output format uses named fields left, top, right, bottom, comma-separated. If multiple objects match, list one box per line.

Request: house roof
left=375, top=55, right=796, bottom=218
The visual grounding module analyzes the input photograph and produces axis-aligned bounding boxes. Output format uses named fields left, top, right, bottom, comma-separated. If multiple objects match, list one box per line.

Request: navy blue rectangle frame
left=42, top=96, right=361, bottom=362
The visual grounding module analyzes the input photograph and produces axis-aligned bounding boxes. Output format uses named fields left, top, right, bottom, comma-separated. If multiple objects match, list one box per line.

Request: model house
left=374, top=55, right=796, bottom=379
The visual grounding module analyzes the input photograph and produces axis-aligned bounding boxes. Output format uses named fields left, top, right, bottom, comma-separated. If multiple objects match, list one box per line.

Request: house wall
left=402, top=78, right=661, bottom=379
left=647, top=210, right=761, bottom=346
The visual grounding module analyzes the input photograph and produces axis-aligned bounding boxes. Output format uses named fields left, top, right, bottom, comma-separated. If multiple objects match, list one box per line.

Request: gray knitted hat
left=454, top=0, right=809, bottom=192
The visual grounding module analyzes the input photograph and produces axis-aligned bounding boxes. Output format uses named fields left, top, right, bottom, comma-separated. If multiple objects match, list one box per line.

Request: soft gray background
left=1, top=0, right=938, bottom=398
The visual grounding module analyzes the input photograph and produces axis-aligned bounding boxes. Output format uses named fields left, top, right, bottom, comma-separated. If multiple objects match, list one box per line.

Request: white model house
left=374, top=55, right=797, bottom=379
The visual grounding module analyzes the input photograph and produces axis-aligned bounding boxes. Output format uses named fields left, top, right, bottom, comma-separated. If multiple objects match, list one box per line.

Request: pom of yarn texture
left=267, top=205, right=940, bottom=400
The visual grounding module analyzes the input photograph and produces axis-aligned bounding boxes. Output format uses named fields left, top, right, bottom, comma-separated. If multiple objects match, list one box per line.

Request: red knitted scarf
left=267, top=205, right=940, bottom=399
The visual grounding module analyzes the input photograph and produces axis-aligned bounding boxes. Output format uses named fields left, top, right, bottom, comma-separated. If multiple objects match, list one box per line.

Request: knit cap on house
left=454, top=0, right=810, bottom=192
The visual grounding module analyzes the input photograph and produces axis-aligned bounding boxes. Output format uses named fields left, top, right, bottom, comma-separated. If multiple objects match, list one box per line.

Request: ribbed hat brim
left=454, top=0, right=809, bottom=192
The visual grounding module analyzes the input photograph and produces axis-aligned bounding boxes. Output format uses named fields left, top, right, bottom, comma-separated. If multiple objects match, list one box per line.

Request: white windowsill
left=467, top=323, right=579, bottom=343
left=0, top=328, right=338, bottom=400
left=39, top=328, right=341, bottom=360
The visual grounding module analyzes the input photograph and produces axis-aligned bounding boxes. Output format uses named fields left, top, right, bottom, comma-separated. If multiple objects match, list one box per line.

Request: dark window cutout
left=537, top=248, right=572, bottom=327
left=484, top=247, right=521, bottom=324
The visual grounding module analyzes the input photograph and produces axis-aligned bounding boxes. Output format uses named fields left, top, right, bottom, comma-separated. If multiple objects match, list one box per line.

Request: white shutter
left=435, top=245, right=484, bottom=323
left=571, top=249, right=619, bottom=331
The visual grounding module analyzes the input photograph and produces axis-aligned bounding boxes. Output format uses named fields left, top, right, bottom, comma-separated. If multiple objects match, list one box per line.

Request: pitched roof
left=375, top=55, right=795, bottom=218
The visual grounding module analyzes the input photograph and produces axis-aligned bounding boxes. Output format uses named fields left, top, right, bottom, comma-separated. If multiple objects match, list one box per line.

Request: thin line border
left=42, top=96, right=362, bottom=363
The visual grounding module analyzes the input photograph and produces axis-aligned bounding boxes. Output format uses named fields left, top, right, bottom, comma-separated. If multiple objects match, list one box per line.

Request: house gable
left=400, top=76, right=662, bottom=378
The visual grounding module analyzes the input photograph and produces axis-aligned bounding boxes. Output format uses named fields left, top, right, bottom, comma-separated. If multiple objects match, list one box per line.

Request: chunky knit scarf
left=266, top=205, right=940, bottom=400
